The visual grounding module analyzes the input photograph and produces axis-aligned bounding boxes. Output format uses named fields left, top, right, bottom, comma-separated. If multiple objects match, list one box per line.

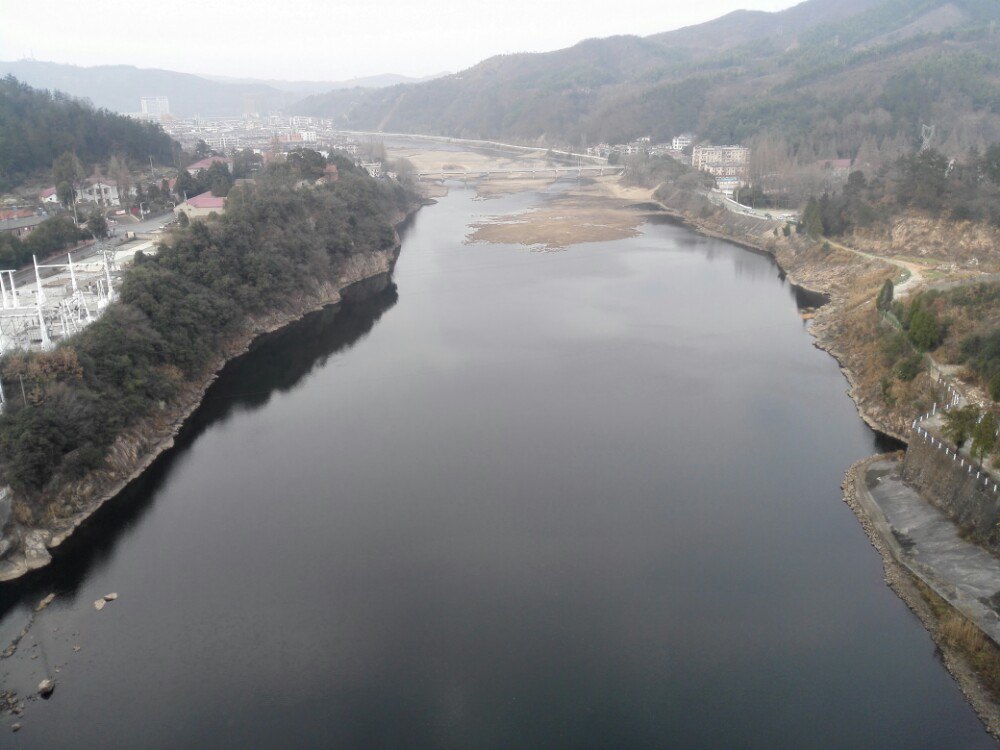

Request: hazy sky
left=1, top=0, right=798, bottom=81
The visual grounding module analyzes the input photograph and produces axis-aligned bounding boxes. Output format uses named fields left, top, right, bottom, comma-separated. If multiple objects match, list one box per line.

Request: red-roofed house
left=1, top=208, right=35, bottom=221
left=187, top=156, right=233, bottom=176
left=319, top=164, right=339, bottom=184
left=174, top=191, right=226, bottom=220
left=39, top=187, right=60, bottom=205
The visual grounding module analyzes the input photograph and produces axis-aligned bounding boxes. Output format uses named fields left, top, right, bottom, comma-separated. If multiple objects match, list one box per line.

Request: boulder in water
left=37, top=679, right=55, bottom=698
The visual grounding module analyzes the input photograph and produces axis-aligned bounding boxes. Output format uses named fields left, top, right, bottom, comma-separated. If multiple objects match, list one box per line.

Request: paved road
left=117, top=211, right=175, bottom=235
left=703, top=189, right=799, bottom=222
left=9, top=212, right=173, bottom=289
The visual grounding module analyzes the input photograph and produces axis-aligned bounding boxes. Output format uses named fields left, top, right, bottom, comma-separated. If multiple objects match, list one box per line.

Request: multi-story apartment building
left=692, top=145, right=751, bottom=193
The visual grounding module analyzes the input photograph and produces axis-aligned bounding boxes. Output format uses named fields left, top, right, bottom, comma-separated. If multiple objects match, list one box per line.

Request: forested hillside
left=0, top=158, right=411, bottom=499
left=0, top=76, right=178, bottom=191
left=295, top=0, right=1000, bottom=162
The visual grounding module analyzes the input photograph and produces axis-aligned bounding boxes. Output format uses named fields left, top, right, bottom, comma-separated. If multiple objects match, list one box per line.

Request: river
left=0, top=182, right=993, bottom=748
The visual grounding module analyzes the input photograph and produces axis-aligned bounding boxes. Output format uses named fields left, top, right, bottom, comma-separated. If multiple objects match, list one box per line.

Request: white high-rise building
left=140, top=96, right=170, bottom=117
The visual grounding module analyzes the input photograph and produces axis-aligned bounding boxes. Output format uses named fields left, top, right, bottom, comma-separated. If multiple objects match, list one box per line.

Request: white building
left=78, top=178, right=133, bottom=207
left=672, top=134, right=694, bottom=151
left=39, top=187, right=60, bottom=205
left=361, top=161, right=383, bottom=179
left=140, top=96, right=170, bottom=117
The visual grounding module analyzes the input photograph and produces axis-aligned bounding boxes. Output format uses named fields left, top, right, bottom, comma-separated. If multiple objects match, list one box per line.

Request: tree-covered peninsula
left=0, top=158, right=414, bottom=523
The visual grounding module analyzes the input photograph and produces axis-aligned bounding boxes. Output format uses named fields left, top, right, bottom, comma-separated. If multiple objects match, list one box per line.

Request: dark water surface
left=0, top=184, right=993, bottom=748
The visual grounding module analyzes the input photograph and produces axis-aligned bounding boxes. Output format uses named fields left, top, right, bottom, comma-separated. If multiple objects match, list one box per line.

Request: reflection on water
left=0, top=184, right=991, bottom=750
left=0, top=287, right=397, bottom=615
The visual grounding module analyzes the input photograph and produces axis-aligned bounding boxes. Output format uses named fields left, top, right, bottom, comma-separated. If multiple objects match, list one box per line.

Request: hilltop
left=0, top=61, right=443, bottom=117
left=0, top=76, right=178, bottom=191
left=294, top=0, right=1000, bottom=160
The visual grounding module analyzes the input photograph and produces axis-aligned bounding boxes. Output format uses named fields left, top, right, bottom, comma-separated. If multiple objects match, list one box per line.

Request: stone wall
left=902, top=434, right=1000, bottom=554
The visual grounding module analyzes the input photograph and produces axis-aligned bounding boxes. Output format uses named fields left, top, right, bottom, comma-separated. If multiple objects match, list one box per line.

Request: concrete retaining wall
left=902, top=436, right=1000, bottom=554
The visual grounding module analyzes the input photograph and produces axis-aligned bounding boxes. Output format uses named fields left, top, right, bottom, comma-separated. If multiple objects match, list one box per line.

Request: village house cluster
left=588, top=134, right=752, bottom=194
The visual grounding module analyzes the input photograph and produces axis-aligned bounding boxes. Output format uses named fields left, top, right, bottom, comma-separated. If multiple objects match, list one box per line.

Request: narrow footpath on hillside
left=822, top=236, right=928, bottom=295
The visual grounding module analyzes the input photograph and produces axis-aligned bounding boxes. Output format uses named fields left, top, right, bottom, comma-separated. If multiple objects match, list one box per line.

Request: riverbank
left=844, top=455, right=1000, bottom=739
left=2, top=172, right=992, bottom=748
left=0, top=203, right=423, bottom=583
left=644, top=178, right=1000, bottom=736
left=644, top=183, right=916, bottom=437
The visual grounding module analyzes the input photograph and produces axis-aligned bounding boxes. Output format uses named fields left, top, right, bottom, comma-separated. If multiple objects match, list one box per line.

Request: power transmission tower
left=921, top=124, right=935, bottom=152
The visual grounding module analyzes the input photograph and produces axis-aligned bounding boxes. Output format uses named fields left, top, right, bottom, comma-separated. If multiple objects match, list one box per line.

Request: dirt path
left=822, top=236, right=928, bottom=295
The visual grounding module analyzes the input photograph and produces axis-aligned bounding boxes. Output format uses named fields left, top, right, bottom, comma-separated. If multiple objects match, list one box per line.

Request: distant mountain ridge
left=200, top=72, right=449, bottom=96
left=292, top=0, right=1000, bottom=159
left=0, top=60, right=443, bottom=117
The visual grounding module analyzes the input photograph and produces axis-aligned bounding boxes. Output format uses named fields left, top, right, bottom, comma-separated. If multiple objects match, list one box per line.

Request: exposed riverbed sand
left=467, top=186, right=648, bottom=250
left=394, top=145, right=648, bottom=249
left=392, top=146, right=551, bottom=176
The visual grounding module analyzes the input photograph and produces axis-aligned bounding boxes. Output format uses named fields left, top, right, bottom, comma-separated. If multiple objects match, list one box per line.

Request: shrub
left=895, top=354, right=924, bottom=381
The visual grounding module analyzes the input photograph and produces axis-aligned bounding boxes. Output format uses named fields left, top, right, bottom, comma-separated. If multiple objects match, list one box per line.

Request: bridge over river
left=416, top=165, right=624, bottom=180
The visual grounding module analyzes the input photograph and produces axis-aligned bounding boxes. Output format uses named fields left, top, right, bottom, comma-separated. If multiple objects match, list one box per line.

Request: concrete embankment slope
left=902, top=431, right=1000, bottom=556
left=846, top=456, right=1000, bottom=737
left=856, top=456, right=1000, bottom=644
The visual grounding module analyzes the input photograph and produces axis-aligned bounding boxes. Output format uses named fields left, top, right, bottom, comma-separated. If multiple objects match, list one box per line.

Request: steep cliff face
left=903, top=434, right=1000, bottom=555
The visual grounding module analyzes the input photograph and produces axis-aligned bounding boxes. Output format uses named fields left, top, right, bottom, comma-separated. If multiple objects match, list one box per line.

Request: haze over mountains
left=2, top=0, right=997, bottom=164
left=294, top=0, right=999, bottom=158
left=0, top=60, right=443, bottom=117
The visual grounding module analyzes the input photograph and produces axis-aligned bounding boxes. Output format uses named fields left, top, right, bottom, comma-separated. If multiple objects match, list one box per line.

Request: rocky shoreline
left=651, top=186, right=1000, bottom=737
left=0, top=206, right=421, bottom=583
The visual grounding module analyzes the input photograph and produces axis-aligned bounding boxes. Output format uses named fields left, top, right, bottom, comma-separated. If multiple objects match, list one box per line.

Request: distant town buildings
left=692, top=145, right=751, bottom=194
left=140, top=96, right=170, bottom=117
left=155, top=113, right=349, bottom=155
